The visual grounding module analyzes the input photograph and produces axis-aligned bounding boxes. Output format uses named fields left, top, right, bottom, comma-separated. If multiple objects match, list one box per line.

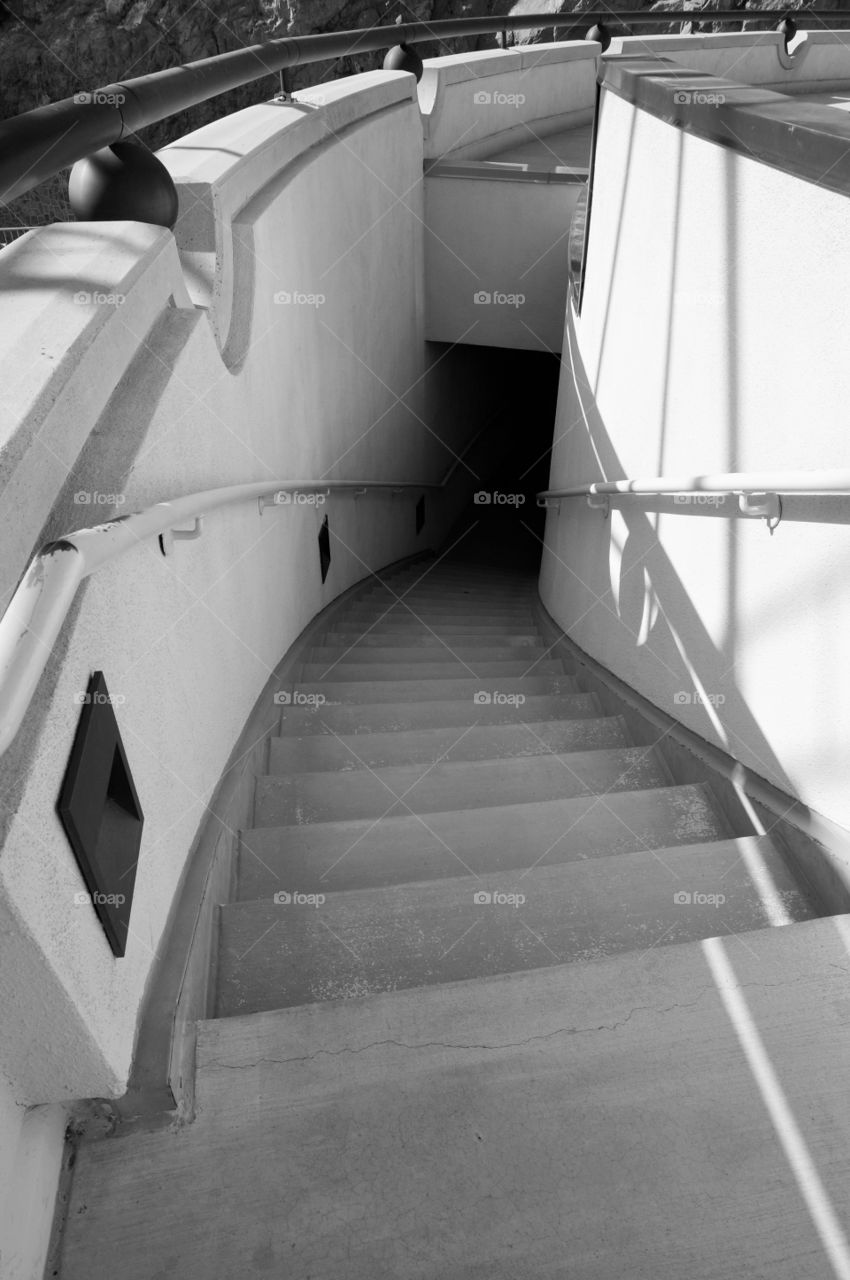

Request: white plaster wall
left=420, top=41, right=598, bottom=161
left=0, top=1073, right=65, bottom=1279
left=0, top=70, right=473, bottom=1111
left=542, top=87, right=850, bottom=830
left=425, top=173, right=581, bottom=350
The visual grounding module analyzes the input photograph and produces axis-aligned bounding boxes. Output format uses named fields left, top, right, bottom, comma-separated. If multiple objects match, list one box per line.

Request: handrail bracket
left=738, top=491, right=782, bottom=533
left=159, top=516, right=204, bottom=557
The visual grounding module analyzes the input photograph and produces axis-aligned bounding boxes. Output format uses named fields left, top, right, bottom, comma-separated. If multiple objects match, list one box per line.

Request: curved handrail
left=0, top=477, right=455, bottom=756
left=0, top=8, right=830, bottom=204
left=537, top=469, right=850, bottom=500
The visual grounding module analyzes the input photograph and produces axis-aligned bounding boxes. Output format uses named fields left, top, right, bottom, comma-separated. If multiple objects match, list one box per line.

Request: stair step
left=277, top=691, right=603, bottom=734
left=268, top=715, right=631, bottom=773
left=254, top=745, right=671, bottom=825
left=238, top=783, right=732, bottom=897
left=318, top=633, right=544, bottom=649
left=57, top=914, right=850, bottom=1280
left=363, top=590, right=538, bottom=604
left=284, top=674, right=578, bottom=705
left=345, top=607, right=536, bottom=621
left=298, top=658, right=566, bottom=682
left=326, top=623, right=544, bottom=638
left=308, top=644, right=553, bottom=664
left=217, top=837, right=816, bottom=1015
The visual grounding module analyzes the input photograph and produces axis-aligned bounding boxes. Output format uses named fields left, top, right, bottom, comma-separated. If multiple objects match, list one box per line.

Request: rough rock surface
left=1, top=0, right=846, bottom=223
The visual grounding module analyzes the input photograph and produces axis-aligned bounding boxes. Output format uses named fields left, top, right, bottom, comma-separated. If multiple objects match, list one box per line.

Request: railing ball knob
left=68, top=139, right=179, bottom=231
left=777, top=16, right=797, bottom=44
left=383, top=43, right=424, bottom=81
left=585, top=22, right=611, bottom=52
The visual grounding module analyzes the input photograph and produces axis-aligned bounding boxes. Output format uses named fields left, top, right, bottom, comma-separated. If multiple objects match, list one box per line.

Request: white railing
left=537, top=468, right=850, bottom=527
left=0, top=478, right=442, bottom=756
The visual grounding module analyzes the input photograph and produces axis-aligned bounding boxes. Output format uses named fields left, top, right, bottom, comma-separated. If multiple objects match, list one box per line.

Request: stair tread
left=216, top=837, right=817, bottom=1016
left=298, top=659, right=566, bottom=681
left=318, top=633, right=543, bottom=647
left=277, top=691, right=603, bottom=734
left=307, top=645, right=554, bottom=662
left=254, top=745, right=672, bottom=825
left=238, top=782, right=733, bottom=897
left=268, top=715, right=631, bottom=772
left=284, top=674, right=578, bottom=704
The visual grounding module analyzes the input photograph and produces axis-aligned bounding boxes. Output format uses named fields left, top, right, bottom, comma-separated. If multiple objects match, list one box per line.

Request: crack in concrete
left=200, top=969, right=847, bottom=1073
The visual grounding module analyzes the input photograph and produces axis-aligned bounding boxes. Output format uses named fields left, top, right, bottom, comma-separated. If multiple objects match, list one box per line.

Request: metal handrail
left=0, top=475, right=466, bottom=755
left=537, top=470, right=850, bottom=499
left=537, top=470, right=850, bottom=531
left=0, top=8, right=829, bottom=204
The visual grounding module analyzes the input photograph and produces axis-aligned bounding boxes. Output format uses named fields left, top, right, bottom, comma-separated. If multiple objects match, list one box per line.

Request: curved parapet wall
left=542, top=51, right=850, bottom=833
left=420, top=41, right=598, bottom=161
left=607, top=29, right=850, bottom=93
left=0, top=69, right=474, bottom=1117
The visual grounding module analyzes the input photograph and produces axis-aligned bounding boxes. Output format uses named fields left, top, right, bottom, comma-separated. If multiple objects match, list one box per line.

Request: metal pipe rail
left=0, top=478, right=442, bottom=756
left=537, top=469, right=850, bottom=530
left=537, top=470, right=850, bottom=500
left=0, top=7, right=832, bottom=204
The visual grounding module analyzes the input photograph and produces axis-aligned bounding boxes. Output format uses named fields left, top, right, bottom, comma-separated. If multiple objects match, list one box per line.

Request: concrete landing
left=56, top=914, right=850, bottom=1279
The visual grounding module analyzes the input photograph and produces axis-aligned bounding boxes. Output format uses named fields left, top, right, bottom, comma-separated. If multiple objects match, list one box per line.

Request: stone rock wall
left=1, top=0, right=847, bottom=223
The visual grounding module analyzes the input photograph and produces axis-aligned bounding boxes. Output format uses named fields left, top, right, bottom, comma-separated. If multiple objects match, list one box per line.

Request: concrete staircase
left=55, top=557, right=850, bottom=1279
left=215, top=558, right=815, bottom=1019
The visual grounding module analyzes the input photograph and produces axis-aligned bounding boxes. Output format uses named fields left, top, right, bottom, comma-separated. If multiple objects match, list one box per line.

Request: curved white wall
left=542, top=84, right=850, bottom=834
left=0, top=69, right=468, bottom=1114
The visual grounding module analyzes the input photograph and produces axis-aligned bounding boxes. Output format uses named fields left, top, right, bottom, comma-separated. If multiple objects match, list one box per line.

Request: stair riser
left=254, top=747, right=670, bottom=826
left=298, top=660, right=566, bottom=682
left=324, top=625, right=543, bottom=638
left=219, top=839, right=814, bottom=1016
left=307, top=646, right=553, bottom=664
left=276, top=692, right=602, bottom=735
left=317, top=635, right=543, bottom=649
left=238, top=785, right=732, bottom=897
left=283, top=675, right=578, bottom=705
left=268, top=716, right=630, bottom=773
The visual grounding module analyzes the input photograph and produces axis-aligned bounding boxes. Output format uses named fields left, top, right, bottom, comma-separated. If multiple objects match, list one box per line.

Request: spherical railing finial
left=68, top=139, right=179, bottom=230
left=383, top=41, right=424, bottom=81
left=585, top=22, right=611, bottom=52
left=777, top=15, right=797, bottom=47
